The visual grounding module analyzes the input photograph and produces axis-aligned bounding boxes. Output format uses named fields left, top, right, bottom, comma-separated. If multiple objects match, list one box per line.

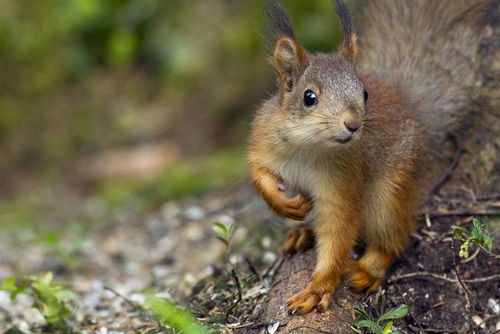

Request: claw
left=287, top=286, right=333, bottom=315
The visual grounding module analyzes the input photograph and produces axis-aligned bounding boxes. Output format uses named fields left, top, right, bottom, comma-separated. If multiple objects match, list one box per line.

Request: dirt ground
left=0, top=177, right=499, bottom=334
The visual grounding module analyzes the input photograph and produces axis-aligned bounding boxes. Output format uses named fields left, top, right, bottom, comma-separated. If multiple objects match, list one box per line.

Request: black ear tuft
left=333, top=0, right=353, bottom=42
left=264, top=0, right=296, bottom=49
left=264, top=0, right=309, bottom=93
left=333, top=0, right=357, bottom=61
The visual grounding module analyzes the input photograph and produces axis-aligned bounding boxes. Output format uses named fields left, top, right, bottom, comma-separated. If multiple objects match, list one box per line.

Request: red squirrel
left=247, top=0, right=493, bottom=314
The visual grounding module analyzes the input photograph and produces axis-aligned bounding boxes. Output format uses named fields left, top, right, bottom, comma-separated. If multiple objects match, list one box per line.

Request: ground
left=0, top=178, right=499, bottom=333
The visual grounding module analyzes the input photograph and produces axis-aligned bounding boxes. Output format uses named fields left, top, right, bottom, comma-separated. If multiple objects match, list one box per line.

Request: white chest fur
left=274, top=151, right=320, bottom=196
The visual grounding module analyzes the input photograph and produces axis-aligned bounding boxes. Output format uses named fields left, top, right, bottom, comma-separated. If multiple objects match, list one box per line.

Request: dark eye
left=303, top=89, right=318, bottom=107
left=364, top=90, right=368, bottom=104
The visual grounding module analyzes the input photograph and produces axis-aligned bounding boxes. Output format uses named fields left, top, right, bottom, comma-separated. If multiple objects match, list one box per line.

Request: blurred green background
left=0, top=0, right=343, bottom=230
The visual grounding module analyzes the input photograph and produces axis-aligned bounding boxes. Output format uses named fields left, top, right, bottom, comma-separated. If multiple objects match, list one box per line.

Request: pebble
left=488, top=298, right=499, bottom=314
left=472, top=315, right=486, bottom=329
left=261, top=237, right=272, bottom=248
left=152, top=265, right=170, bottom=278
left=96, top=327, right=108, bottom=334
left=263, top=251, right=277, bottom=264
left=229, top=254, right=243, bottom=265
left=184, top=206, right=205, bottom=220
left=129, top=293, right=146, bottom=305
left=83, top=294, right=101, bottom=309
left=216, top=214, right=234, bottom=226
left=22, top=308, right=44, bottom=324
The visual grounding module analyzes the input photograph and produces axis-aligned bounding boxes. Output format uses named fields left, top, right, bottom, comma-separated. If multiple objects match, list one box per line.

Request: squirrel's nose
left=344, top=120, right=361, bottom=133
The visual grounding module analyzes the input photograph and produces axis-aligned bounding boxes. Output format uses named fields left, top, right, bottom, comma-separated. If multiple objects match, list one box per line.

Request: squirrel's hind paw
left=287, top=287, right=332, bottom=315
left=282, top=225, right=315, bottom=254
left=346, top=262, right=383, bottom=292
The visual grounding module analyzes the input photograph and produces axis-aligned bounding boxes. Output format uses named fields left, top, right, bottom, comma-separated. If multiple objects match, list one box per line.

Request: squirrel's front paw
left=282, top=225, right=315, bottom=254
left=272, top=183, right=313, bottom=220
left=287, top=279, right=335, bottom=314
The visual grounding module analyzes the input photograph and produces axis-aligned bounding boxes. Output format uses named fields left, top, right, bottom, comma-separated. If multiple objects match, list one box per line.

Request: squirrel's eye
left=364, top=90, right=369, bottom=104
left=303, top=89, right=318, bottom=107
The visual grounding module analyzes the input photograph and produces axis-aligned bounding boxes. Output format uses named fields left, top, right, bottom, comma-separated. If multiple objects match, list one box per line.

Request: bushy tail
left=357, top=0, right=494, bottom=143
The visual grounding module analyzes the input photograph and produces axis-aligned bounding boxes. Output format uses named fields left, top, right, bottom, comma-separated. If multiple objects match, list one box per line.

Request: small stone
left=262, top=237, right=272, bottom=248
left=488, top=298, right=500, bottom=314
left=96, top=327, right=108, bottom=334
left=184, top=206, right=205, bottom=220
left=229, top=254, right=243, bottom=265
left=130, top=293, right=146, bottom=305
left=216, top=214, right=234, bottom=226
left=472, top=315, right=486, bottom=329
left=152, top=265, right=170, bottom=278
left=267, top=322, right=279, bottom=334
left=263, top=251, right=277, bottom=264
left=83, top=294, right=101, bottom=309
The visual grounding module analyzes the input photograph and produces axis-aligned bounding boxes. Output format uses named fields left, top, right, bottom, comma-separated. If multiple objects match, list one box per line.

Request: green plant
left=452, top=218, right=498, bottom=259
left=347, top=304, right=408, bottom=334
left=212, top=220, right=238, bottom=249
left=1, top=272, right=76, bottom=328
left=145, top=297, right=208, bottom=334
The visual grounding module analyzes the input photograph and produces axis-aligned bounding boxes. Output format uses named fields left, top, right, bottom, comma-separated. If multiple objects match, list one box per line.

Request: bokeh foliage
left=0, top=0, right=343, bottom=188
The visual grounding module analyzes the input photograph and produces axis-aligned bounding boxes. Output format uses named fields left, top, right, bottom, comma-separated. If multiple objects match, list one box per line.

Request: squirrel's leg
left=346, top=247, right=396, bottom=292
left=249, top=164, right=313, bottom=220
left=347, top=175, right=416, bottom=292
left=282, top=224, right=315, bottom=254
left=288, top=181, right=361, bottom=314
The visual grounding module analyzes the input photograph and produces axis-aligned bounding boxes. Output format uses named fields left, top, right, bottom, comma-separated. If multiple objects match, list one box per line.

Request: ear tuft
left=273, top=37, right=308, bottom=92
left=333, top=0, right=357, bottom=61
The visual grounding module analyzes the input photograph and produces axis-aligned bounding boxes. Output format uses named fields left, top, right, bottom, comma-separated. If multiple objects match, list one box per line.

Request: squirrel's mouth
left=332, top=135, right=352, bottom=144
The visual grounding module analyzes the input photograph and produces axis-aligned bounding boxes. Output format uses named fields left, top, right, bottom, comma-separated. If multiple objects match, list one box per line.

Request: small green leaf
left=54, top=289, right=77, bottom=300
left=351, top=306, right=371, bottom=320
left=212, top=221, right=229, bottom=238
left=483, top=235, right=493, bottom=251
left=472, top=218, right=483, bottom=232
left=383, top=321, right=393, bottom=334
left=1, top=277, right=17, bottom=292
left=353, top=319, right=383, bottom=334
left=146, top=297, right=208, bottom=334
left=452, top=226, right=468, bottom=241
left=378, top=305, right=408, bottom=322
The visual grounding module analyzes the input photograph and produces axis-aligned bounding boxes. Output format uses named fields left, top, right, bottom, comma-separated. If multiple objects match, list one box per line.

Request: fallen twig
left=460, top=246, right=481, bottom=264
left=244, top=257, right=260, bottom=280
left=426, top=210, right=500, bottom=218
left=104, top=286, right=140, bottom=310
left=450, top=241, right=474, bottom=332
left=225, top=267, right=243, bottom=321
left=389, top=272, right=500, bottom=284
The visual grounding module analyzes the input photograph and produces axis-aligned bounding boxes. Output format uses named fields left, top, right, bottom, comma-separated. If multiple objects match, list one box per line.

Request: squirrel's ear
left=333, top=0, right=357, bottom=62
left=340, top=32, right=357, bottom=61
left=272, top=37, right=308, bottom=92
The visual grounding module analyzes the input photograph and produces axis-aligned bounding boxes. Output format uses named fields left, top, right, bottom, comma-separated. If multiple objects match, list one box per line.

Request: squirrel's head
left=266, top=0, right=367, bottom=149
